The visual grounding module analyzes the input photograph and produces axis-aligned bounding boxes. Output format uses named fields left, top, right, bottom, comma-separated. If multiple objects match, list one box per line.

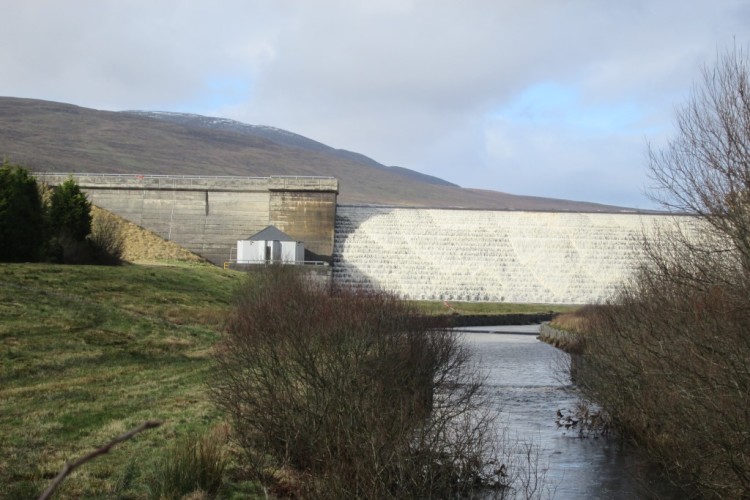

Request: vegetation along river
left=460, top=325, right=676, bottom=499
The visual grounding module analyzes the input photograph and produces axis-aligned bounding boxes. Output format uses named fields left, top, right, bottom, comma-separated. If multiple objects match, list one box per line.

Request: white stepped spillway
left=333, top=206, right=682, bottom=304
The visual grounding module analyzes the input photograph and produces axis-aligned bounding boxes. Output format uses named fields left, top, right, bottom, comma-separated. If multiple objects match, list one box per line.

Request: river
left=461, top=325, right=673, bottom=499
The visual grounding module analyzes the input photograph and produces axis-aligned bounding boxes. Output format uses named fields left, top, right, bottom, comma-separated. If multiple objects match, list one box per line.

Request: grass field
left=0, top=262, right=576, bottom=498
left=0, top=262, right=251, bottom=499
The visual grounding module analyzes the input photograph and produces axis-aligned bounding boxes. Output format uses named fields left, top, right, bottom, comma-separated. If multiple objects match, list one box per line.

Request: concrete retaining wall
left=38, top=174, right=338, bottom=265
left=538, top=323, right=583, bottom=352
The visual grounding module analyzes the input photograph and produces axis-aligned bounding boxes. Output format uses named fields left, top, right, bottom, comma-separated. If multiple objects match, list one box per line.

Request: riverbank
left=439, top=312, right=555, bottom=327
left=538, top=323, right=584, bottom=353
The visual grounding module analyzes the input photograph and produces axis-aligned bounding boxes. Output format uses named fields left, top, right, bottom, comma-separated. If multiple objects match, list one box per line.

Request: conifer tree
left=49, top=177, right=91, bottom=241
left=0, top=163, right=46, bottom=262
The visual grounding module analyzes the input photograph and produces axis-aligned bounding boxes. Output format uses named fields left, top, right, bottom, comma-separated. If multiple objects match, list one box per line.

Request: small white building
left=237, top=226, right=305, bottom=264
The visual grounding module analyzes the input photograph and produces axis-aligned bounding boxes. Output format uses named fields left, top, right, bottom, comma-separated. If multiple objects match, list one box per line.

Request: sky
left=2, top=1, right=750, bottom=209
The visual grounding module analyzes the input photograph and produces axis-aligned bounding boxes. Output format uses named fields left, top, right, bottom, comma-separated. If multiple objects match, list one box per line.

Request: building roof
left=246, top=225, right=297, bottom=242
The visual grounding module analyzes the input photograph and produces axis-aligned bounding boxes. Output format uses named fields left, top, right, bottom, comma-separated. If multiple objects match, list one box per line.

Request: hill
left=0, top=96, right=631, bottom=211
left=123, top=110, right=458, bottom=188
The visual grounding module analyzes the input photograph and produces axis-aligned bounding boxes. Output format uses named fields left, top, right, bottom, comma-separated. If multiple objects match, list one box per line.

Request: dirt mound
left=91, top=206, right=206, bottom=264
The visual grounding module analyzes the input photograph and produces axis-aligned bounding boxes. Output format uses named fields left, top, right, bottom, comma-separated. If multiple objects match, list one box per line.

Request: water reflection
left=461, top=327, right=665, bottom=499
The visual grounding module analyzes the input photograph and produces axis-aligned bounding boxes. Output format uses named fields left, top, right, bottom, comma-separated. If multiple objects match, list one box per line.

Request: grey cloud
left=0, top=1, right=276, bottom=109
left=2, top=1, right=750, bottom=207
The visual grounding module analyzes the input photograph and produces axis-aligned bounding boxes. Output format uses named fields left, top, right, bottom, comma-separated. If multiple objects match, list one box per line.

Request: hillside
left=123, top=110, right=458, bottom=188
left=0, top=96, right=631, bottom=211
left=0, top=263, right=246, bottom=498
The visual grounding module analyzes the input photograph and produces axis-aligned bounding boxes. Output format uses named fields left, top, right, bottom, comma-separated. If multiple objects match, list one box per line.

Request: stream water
left=461, top=326, right=673, bottom=499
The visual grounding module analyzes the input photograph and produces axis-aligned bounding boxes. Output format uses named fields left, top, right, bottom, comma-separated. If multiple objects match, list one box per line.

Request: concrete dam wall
left=38, top=173, right=689, bottom=304
left=38, top=174, right=338, bottom=266
left=333, top=206, right=687, bottom=304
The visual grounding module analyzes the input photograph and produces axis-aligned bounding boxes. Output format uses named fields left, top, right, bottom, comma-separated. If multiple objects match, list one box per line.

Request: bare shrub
left=504, top=440, right=553, bottom=500
left=576, top=46, right=750, bottom=498
left=554, top=400, right=613, bottom=439
left=88, top=208, right=125, bottom=265
left=210, top=266, right=512, bottom=499
left=577, top=250, right=750, bottom=497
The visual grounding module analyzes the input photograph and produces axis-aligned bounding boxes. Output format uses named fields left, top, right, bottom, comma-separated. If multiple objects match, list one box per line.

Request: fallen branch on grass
left=39, top=420, right=162, bottom=500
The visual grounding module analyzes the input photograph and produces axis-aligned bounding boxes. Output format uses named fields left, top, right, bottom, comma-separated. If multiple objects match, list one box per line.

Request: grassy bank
left=536, top=306, right=596, bottom=352
left=408, top=300, right=578, bottom=316
left=0, top=263, right=247, bottom=498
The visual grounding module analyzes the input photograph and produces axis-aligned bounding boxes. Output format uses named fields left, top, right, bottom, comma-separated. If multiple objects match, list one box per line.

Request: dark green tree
left=0, top=163, right=46, bottom=262
left=49, top=178, right=91, bottom=241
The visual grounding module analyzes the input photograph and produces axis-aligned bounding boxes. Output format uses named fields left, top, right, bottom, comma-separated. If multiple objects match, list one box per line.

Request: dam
left=39, top=173, right=685, bottom=304
left=333, top=206, right=685, bottom=304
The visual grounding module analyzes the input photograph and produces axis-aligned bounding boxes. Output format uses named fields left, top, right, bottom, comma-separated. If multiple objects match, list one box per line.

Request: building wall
left=279, top=241, right=304, bottom=262
left=237, top=240, right=264, bottom=263
left=237, top=239, right=304, bottom=263
left=333, top=206, right=697, bottom=304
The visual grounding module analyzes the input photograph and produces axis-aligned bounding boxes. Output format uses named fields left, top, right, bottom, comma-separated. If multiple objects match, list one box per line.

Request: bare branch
left=38, top=420, right=162, bottom=500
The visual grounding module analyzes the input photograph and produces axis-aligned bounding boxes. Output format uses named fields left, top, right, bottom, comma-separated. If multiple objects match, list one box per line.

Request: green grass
left=0, top=263, right=246, bottom=499
left=407, top=300, right=579, bottom=316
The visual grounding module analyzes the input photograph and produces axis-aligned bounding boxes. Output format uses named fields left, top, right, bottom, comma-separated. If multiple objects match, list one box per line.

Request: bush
left=577, top=257, right=750, bottom=497
left=0, top=167, right=120, bottom=264
left=89, top=208, right=125, bottom=265
left=576, top=46, right=750, bottom=498
left=210, top=266, right=503, bottom=499
left=41, top=182, right=124, bottom=265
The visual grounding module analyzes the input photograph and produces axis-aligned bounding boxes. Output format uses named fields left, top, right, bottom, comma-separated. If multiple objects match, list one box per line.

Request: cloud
left=2, top=0, right=750, bottom=207
left=0, top=1, right=276, bottom=110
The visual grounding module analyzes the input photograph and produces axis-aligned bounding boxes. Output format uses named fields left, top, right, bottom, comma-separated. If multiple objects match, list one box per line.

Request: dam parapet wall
left=37, top=173, right=338, bottom=192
